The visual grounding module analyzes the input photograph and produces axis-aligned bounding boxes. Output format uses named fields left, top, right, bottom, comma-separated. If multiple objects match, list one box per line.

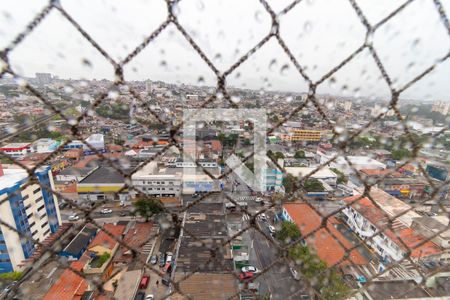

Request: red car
left=239, top=272, right=254, bottom=281
left=139, top=275, right=150, bottom=289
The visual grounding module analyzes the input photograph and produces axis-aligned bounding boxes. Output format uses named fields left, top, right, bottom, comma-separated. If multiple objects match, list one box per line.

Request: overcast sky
left=1, top=0, right=449, bottom=101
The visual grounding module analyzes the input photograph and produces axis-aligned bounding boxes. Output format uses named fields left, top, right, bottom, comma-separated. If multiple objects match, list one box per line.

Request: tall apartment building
left=0, top=165, right=61, bottom=273
left=432, top=101, right=450, bottom=116
left=35, top=73, right=52, bottom=85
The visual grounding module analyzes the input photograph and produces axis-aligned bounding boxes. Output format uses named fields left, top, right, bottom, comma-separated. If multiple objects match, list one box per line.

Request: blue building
left=0, top=165, right=61, bottom=273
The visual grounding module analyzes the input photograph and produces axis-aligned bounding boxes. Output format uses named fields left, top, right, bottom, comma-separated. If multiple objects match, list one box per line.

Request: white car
left=100, top=208, right=112, bottom=214
left=268, top=225, right=275, bottom=234
left=255, top=197, right=263, bottom=203
left=241, top=266, right=259, bottom=273
left=145, top=295, right=154, bottom=300
left=290, top=267, right=300, bottom=280
left=68, top=214, right=79, bottom=221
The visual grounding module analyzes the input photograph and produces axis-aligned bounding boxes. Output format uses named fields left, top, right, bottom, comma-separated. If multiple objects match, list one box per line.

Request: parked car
left=149, top=255, right=157, bottom=265
left=161, top=277, right=170, bottom=286
left=134, top=292, right=145, bottom=300
left=290, top=267, right=300, bottom=280
left=241, top=266, right=259, bottom=273
left=239, top=272, right=254, bottom=281
left=120, top=211, right=127, bottom=216
left=259, top=213, right=268, bottom=222
left=139, top=275, right=150, bottom=289
left=159, top=253, right=166, bottom=267
left=145, top=295, right=154, bottom=300
left=268, top=225, right=275, bottom=234
left=68, top=214, right=79, bottom=221
left=255, top=197, right=263, bottom=203
left=165, top=252, right=173, bottom=263
left=100, top=208, right=112, bottom=214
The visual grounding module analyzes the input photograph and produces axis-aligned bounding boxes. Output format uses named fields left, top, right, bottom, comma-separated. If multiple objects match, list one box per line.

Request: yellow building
left=281, top=129, right=328, bottom=142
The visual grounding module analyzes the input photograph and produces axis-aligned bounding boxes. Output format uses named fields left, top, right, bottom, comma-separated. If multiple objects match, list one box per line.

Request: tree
left=303, top=178, right=324, bottom=192
left=294, top=150, right=306, bottom=159
left=274, top=151, right=285, bottom=160
left=282, top=174, right=297, bottom=194
left=133, top=197, right=164, bottom=222
left=330, top=168, right=347, bottom=184
left=276, top=221, right=301, bottom=243
left=391, top=148, right=411, bottom=160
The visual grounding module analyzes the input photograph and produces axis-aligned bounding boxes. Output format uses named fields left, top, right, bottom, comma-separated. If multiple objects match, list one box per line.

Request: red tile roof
left=89, top=224, right=126, bottom=251
left=43, top=258, right=88, bottom=300
left=283, top=203, right=368, bottom=266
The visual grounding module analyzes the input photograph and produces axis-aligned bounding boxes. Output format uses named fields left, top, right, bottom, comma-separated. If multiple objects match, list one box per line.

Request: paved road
left=251, top=220, right=309, bottom=300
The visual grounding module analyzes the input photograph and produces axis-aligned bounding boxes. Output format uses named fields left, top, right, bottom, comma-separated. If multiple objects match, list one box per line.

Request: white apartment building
left=131, top=161, right=182, bottom=197
left=0, top=165, right=61, bottom=273
left=342, top=189, right=441, bottom=264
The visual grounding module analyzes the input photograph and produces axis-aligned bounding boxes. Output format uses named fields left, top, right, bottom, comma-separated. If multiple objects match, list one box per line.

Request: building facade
left=0, top=165, right=61, bottom=273
left=0, top=143, right=34, bottom=158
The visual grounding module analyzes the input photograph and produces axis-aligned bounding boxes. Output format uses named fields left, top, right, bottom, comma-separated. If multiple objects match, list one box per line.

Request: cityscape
left=0, top=1, right=450, bottom=300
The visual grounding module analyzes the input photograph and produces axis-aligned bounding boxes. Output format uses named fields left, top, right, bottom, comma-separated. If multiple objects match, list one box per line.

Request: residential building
left=0, top=142, right=34, bottom=158
left=35, top=72, right=52, bottom=85
left=281, top=203, right=369, bottom=266
left=412, top=216, right=450, bottom=262
left=426, top=162, right=449, bottom=182
left=342, top=188, right=441, bottom=264
left=280, top=129, right=329, bottom=142
left=0, top=165, right=61, bottom=273
left=131, top=161, right=182, bottom=197
left=83, top=133, right=105, bottom=152
left=33, top=138, right=60, bottom=153
left=59, top=225, right=98, bottom=260
left=284, top=166, right=338, bottom=187
left=266, top=159, right=283, bottom=192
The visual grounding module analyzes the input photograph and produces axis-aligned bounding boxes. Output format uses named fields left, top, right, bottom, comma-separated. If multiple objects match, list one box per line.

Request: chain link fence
left=0, top=0, right=449, bottom=299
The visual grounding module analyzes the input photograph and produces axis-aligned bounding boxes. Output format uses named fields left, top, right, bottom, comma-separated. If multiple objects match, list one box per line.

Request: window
left=22, top=194, right=29, bottom=200
left=41, top=221, right=48, bottom=228
left=29, top=221, right=36, bottom=228
left=33, top=188, right=41, bottom=194
left=37, top=204, right=45, bottom=212
left=43, top=228, right=51, bottom=236
left=32, top=230, right=38, bottom=236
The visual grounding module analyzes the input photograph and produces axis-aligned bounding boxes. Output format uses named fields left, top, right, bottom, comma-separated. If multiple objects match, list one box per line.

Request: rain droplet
left=254, top=10, right=263, bottom=23
left=303, top=21, right=312, bottom=34
left=214, top=53, right=222, bottom=63
left=231, top=95, right=241, bottom=103
left=280, top=64, right=289, bottom=76
left=411, top=38, right=420, bottom=50
left=108, top=90, right=119, bottom=100
left=81, top=58, right=92, bottom=68
left=268, top=58, right=277, bottom=71
left=196, top=0, right=205, bottom=11
left=160, top=60, right=168, bottom=69
left=328, top=77, right=337, bottom=88
left=197, top=76, right=204, bottom=84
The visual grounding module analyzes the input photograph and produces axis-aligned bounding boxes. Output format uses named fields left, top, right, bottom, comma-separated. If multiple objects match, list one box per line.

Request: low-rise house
left=281, top=203, right=369, bottom=267
left=59, top=225, right=98, bottom=260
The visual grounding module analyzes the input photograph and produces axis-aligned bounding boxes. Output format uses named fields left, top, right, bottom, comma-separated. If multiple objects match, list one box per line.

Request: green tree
left=303, top=178, right=324, bottom=192
left=294, top=150, right=306, bottom=159
left=274, top=151, right=284, bottom=160
left=330, top=168, right=347, bottom=184
left=391, top=148, right=411, bottom=160
left=0, top=271, right=22, bottom=281
left=276, top=221, right=301, bottom=243
left=133, top=197, right=164, bottom=222
left=282, top=174, right=297, bottom=194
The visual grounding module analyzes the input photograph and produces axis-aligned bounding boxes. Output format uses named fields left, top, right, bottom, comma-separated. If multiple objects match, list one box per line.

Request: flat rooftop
left=184, top=213, right=227, bottom=238
left=78, top=166, right=125, bottom=184
left=176, top=237, right=233, bottom=273
left=172, top=273, right=238, bottom=300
